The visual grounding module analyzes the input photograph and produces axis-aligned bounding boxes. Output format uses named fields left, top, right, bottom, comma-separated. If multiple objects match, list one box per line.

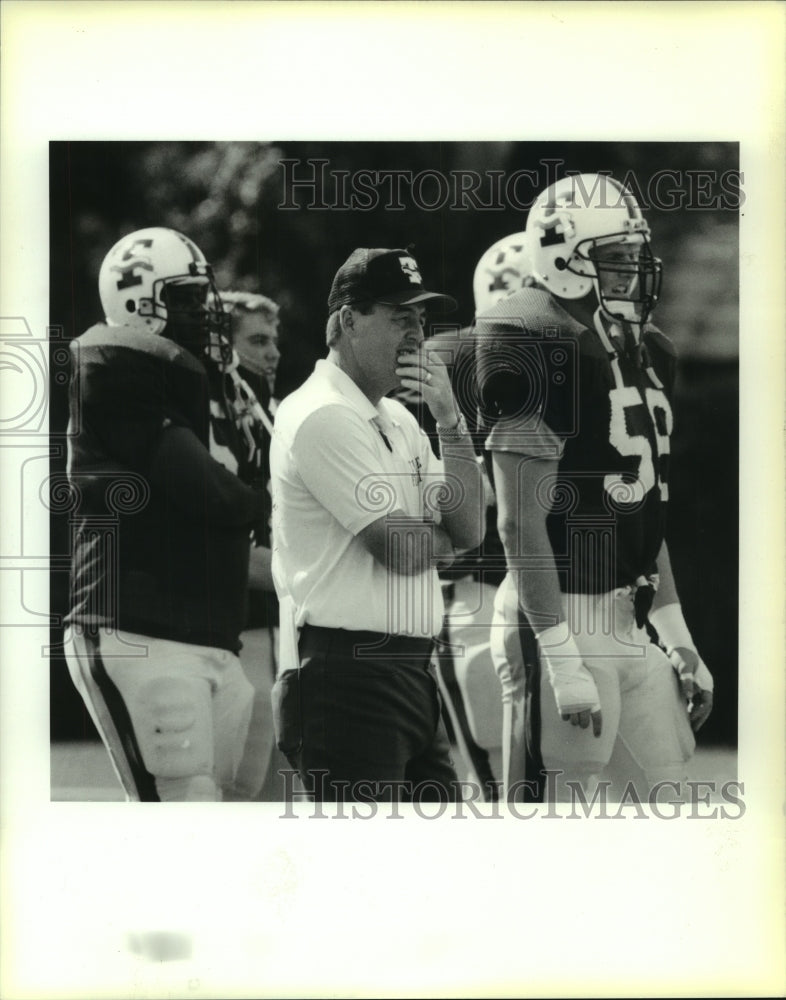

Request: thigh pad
left=134, top=676, right=213, bottom=780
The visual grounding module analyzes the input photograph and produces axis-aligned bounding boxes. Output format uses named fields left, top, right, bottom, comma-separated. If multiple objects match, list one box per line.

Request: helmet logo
left=536, top=205, right=571, bottom=248
left=488, top=268, right=521, bottom=294
left=110, top=238, right=154, bottom=290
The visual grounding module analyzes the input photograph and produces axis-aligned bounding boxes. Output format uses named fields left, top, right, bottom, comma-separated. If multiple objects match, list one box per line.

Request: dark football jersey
left=476, top=287, right=676, bottom=594
left=66, top=324, right=263, bottom=651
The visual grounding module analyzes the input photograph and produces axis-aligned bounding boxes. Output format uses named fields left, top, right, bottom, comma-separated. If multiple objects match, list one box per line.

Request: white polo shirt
left=270, top=359, right=445, bottom=638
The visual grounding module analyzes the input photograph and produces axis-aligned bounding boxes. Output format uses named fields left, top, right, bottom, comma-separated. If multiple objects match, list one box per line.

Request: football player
left=472, top=231, right=534, bottom=315
left=476, top=175, right=714, bottom=803
left=63, top=227, right=269, bottom=801
left=431, top=233, right=538, bottom=798
left=205, top=290, right=291, bottom=800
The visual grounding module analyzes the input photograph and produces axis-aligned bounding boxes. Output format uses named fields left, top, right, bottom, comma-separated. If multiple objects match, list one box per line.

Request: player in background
left=205, top=291, right=290, bottom=800
left=476, top=175, right=714, bottom=803
left=419, top=234, right=538, bottom=799
left=227, top=292, right=281, bottom=410
left=63, top=228, right=267, bottom=801
left=392, top=233, right=535, bottom=799
left=471, top=232, right=535, bottom=315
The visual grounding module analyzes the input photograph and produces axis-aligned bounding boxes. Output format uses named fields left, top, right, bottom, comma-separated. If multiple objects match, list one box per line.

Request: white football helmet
left=473, top=232, right=534, bottom=315
left=98, top=227, right=226, bottom=348
left=526, top=174, right=662, bottom=323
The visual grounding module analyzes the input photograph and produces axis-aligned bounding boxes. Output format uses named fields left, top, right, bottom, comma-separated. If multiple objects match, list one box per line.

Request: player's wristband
left=537, top=621, right=601, bottom=715
left=694, top=658, right=714, bottom=693
left=650, top=603, right=714, bottom=694
left=649, top=602, right=694, bottom=652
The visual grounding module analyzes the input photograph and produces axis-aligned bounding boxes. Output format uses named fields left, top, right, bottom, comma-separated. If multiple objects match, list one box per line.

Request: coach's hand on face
left=396, top=347, right=457, bottom=428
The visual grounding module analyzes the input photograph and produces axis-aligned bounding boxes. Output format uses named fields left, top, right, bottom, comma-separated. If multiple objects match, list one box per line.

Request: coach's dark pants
left=272, top=624, right=460, bottom=802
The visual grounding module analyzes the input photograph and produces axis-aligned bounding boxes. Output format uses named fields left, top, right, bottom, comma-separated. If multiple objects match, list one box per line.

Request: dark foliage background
left=49, top=140, right=738, bottom=747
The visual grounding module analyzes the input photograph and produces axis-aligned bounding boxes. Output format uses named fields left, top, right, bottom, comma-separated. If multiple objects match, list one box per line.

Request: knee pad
left=134, top=676, right=214, bottom=783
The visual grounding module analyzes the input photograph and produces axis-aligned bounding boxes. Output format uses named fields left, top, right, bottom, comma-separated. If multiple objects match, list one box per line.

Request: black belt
left=299, top=623, right=434, bottom=662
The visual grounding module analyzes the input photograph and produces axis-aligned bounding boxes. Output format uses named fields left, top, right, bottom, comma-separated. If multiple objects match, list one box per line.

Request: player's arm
left=149, top=422, right=264, bottom=526
left=651, top=541, right=714, bottom=732
left=295, top=405, right=458, bottom=577
left=248, top=544, right=275, bottom=591
left=76, top=348, right=262, bottom=527
left=357, top=514, right=457, bottom=576
left=493, top=448, right=602, bottom=737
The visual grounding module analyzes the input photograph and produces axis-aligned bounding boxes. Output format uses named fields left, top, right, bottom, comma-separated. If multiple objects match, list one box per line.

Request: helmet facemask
left=98, top=228, right=229, bottom=353
left=571, top=235, right=662, bottom=325
left=155, top=274, right=231, bottom=361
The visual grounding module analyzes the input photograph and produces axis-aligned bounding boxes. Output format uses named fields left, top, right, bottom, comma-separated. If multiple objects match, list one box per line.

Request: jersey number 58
left=604, top=386, right=673, bottom=503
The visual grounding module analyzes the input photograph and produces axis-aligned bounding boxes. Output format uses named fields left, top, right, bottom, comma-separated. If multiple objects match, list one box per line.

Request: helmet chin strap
left=593, top=307, right=643, bottom=362
left=592, top=276, right=645, bottom=335
left=604, top=292, right=637, bottom=314
left=600, top=301, right=644, bottom=333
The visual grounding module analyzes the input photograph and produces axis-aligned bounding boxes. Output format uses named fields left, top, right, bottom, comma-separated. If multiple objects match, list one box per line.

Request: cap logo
left=398, top=255, right=422, bottom=286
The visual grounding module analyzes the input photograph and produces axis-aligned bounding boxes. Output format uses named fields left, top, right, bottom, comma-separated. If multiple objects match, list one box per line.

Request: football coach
left=270, top=248, right=485, bottom=803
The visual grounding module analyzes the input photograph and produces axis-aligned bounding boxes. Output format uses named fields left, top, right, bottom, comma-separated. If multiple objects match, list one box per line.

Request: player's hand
left=539, top=623, right=603, bottom=738
left=562, top=706, right=604, bottom=737
left=688, top=686, right=713, bottom=733
left=669, top=647, right=714, bottom=732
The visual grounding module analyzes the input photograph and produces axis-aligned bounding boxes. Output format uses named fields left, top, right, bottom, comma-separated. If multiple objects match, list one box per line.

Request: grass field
left=51, top=739, right=738, bottom=802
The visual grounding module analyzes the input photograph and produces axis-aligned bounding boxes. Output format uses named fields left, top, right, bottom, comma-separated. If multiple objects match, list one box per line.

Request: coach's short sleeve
left=291, top=404, right=394, bottom=535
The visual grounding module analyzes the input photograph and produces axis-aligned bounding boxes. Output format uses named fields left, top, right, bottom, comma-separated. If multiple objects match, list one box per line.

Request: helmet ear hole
left=125, top=300, right=136, bottom=313
left=554, top=257, right=567, bottom=271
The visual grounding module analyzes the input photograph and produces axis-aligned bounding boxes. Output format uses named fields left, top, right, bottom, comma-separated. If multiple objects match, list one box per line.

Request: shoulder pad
left=74, top=323, right=204, bottom=373
left=474, top=289, right=581, bottom=428
left=476, top=287, right=585, bottom=339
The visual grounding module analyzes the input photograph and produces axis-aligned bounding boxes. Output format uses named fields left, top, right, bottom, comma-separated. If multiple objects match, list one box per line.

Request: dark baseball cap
left=327, top=248, right=457, bottom=313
